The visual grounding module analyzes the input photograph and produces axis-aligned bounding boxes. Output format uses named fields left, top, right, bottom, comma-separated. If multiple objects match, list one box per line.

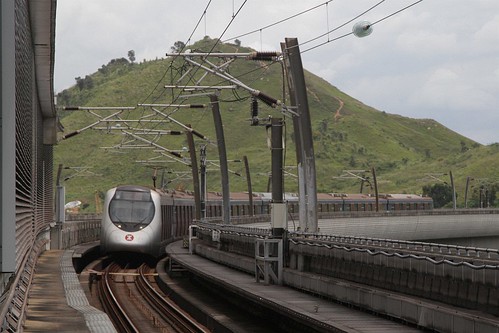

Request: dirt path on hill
left=333, top=96, right=344, bottom=121
left=304, top=88, right=344, bottom=122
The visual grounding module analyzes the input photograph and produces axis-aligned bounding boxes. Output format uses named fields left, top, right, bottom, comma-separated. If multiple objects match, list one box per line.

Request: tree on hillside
left=422, top=183, right=454, bottom=208
left=170, top=41, right=185, bottom=53
left=468, top=184, right=498, bottom=208
left=128, top=50, right=136, bottom=63
left=74, top=75, right=94, bottom=90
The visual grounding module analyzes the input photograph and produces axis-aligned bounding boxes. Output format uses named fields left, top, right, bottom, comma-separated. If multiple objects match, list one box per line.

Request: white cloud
left=54, top=0, right=499, bottom=144
left=396, top=31, right=457, bottom=57
left=473, top=15, right=499, bottom=49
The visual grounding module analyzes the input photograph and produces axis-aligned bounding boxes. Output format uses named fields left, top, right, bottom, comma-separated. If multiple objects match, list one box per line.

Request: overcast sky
left=54, top=0, right=499, bottom=145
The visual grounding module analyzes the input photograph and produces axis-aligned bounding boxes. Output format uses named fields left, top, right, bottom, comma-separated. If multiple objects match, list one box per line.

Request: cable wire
left=223, top=1, right=334, bottom=43
left=134, top=0, right=252, bottom=138
left=301, top=0, right=425, bottom=54
left=136, top=0, right=214, bottom=107
left=371, top=0, right=424, bottom=26
left=300, top=0, right=386, bottom=48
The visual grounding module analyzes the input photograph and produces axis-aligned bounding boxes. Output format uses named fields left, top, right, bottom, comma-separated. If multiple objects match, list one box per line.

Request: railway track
left=98, top=263, right=139, bottom=333
left=96, top=259, right=209, bottom=333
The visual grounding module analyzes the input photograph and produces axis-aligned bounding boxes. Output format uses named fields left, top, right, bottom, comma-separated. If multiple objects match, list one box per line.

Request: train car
left=100, top=185, right=164, bottom=257
left=158, top=189, right=195, bottom=245
left=101, top=185, right=434, bottom=257
left=383, top=194, right=434, bottom=211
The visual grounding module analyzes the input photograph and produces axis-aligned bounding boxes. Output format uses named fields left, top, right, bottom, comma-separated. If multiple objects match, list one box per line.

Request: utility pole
left=200, top=145, right=207, bottom=219
left=464, top=176, right=471, bottom=208
left=243, top=156, right=254, bottom=216
left=449, top=170, right=457, bottom=210
left=372, top=167, right=379, bottom=212
left=281, top=42, right=306, bottom=230
left=55, top=164, right=65, bottom=224
left=210, top=95, right=230, bottom=224
left=270, top=118, right=286, bottom=237
left=186, top=127, right=201, bottom=220
left=281, top=38, right=318, bottom=233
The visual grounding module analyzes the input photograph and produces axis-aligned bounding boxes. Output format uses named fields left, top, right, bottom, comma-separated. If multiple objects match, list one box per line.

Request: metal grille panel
left=2, top=0, right=56, bottom=329
left=14, top=0, right=54, bottom=271
left=15, top=0, right=36, bottom=271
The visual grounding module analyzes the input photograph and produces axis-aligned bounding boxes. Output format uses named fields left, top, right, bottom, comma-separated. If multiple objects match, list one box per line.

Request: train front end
left=100, top=185, right=163, bottom=257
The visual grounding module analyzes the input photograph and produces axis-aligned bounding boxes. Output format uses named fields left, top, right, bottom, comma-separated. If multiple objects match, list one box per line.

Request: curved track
left=97, top=258, right=209, bottom=333
left=98, top=262, right=139, bottom=333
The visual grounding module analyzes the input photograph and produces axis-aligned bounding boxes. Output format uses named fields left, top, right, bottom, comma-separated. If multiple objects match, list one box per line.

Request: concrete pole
left=464, top=176, right=470, bottom=209
left=243, top=156, right=254, bottom=216
left=186, top=128, right=201, bottom=220
left=55, top=164, right=66, bottom=224
left=449, top=170, right=457, bottom=210
left=271, top=118, right=286, bottom=238
left=281, top=42, right=307, bottom=232
left=200, top=145, right=207, bottom=218
left=271, top=118, right=284, bottom=204
left=210, top=95, right=231, bottom=224
left=283, top=38, right=318, bottom=232
left=372, top=167, right=379, bottom=212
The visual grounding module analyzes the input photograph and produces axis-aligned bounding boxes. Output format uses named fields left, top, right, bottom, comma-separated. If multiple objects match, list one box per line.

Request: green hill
left=55, top=38, right=499, bottom=211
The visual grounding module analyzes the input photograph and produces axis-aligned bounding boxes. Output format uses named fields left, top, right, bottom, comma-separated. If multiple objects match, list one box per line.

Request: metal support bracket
left=255, top=238, right=283, bottom=285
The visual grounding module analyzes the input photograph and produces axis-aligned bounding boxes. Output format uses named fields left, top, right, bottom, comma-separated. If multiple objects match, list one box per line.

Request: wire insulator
left=64, top=106, right=80, bottom=111
left=189, top=104, right=205, bottom=108
left=250, top=97, right=259, bottom=126
left=62, top=131, right=79, bottom=139
left=251, top=97, right=258, bottom=118
left=248, top=51, right=281, bottom=61
left=171, top=151, right=182, bottom=158
left=191, top=129, right=205, bottom=139
left=256, top=91, right=279, bottom=107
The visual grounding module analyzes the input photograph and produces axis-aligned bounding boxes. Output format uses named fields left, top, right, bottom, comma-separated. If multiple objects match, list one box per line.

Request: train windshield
left=109, top=189, right=155, bottom=231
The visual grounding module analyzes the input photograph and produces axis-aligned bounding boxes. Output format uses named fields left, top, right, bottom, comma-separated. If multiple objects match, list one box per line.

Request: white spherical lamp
left=352, top=21, right=373, bottom=38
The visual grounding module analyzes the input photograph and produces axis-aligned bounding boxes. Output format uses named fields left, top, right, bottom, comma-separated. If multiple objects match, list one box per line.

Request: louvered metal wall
left=1, top=0, right=55, bottom=329
left=14, top=0, right=53, bottom=271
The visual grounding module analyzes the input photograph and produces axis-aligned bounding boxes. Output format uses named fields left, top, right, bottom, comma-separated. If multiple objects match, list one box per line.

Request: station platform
left=165, top=241, right=424, bottom=333
left=23, top=249, right=115, bottom=333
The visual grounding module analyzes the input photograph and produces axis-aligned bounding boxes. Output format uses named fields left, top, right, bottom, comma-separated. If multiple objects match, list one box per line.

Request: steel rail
left=97, top=263, right=139, bottom=333
left=136, top=264, right=209, bottom=333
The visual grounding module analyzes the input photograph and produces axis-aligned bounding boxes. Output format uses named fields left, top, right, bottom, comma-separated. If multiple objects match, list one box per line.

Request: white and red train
left=100, top=185, right=433, bottom=257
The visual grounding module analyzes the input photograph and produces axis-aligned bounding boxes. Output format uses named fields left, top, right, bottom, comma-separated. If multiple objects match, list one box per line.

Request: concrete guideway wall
left=193, top=223, right=499, bottom=331
left=319, top=212, right=499, bottom=244
left=192, top=239, right=499, bottom=333
left=283, top=269, right=499, bottom=333
left=288, top=240, right=499, bottom=316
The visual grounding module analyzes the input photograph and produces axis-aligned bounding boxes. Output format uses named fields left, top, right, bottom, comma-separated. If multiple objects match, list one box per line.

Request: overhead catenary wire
left=300, top=0, right=425, bottom=54
left=123, top=0, right=253, bottom=168
left=223, top=0, right=334, bottom=43
left=299, top=0, right=386, bottom=48
left=135, top=0, right=215, bottom=108
left=370, top=0, right=424, bottom=26
left=127, top=0, right=247, bottom=146
left=156, top=0, right=250, bottom=107
left=75, top=1, right=427, bottom=187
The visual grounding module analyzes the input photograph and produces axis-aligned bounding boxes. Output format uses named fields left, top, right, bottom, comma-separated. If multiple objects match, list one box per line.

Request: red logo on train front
left=125, top=234, right=134, bottom=241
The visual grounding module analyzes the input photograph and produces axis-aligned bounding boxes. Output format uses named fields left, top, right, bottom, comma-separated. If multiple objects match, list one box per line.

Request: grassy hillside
left=55, top=38, right=499, bottom=211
